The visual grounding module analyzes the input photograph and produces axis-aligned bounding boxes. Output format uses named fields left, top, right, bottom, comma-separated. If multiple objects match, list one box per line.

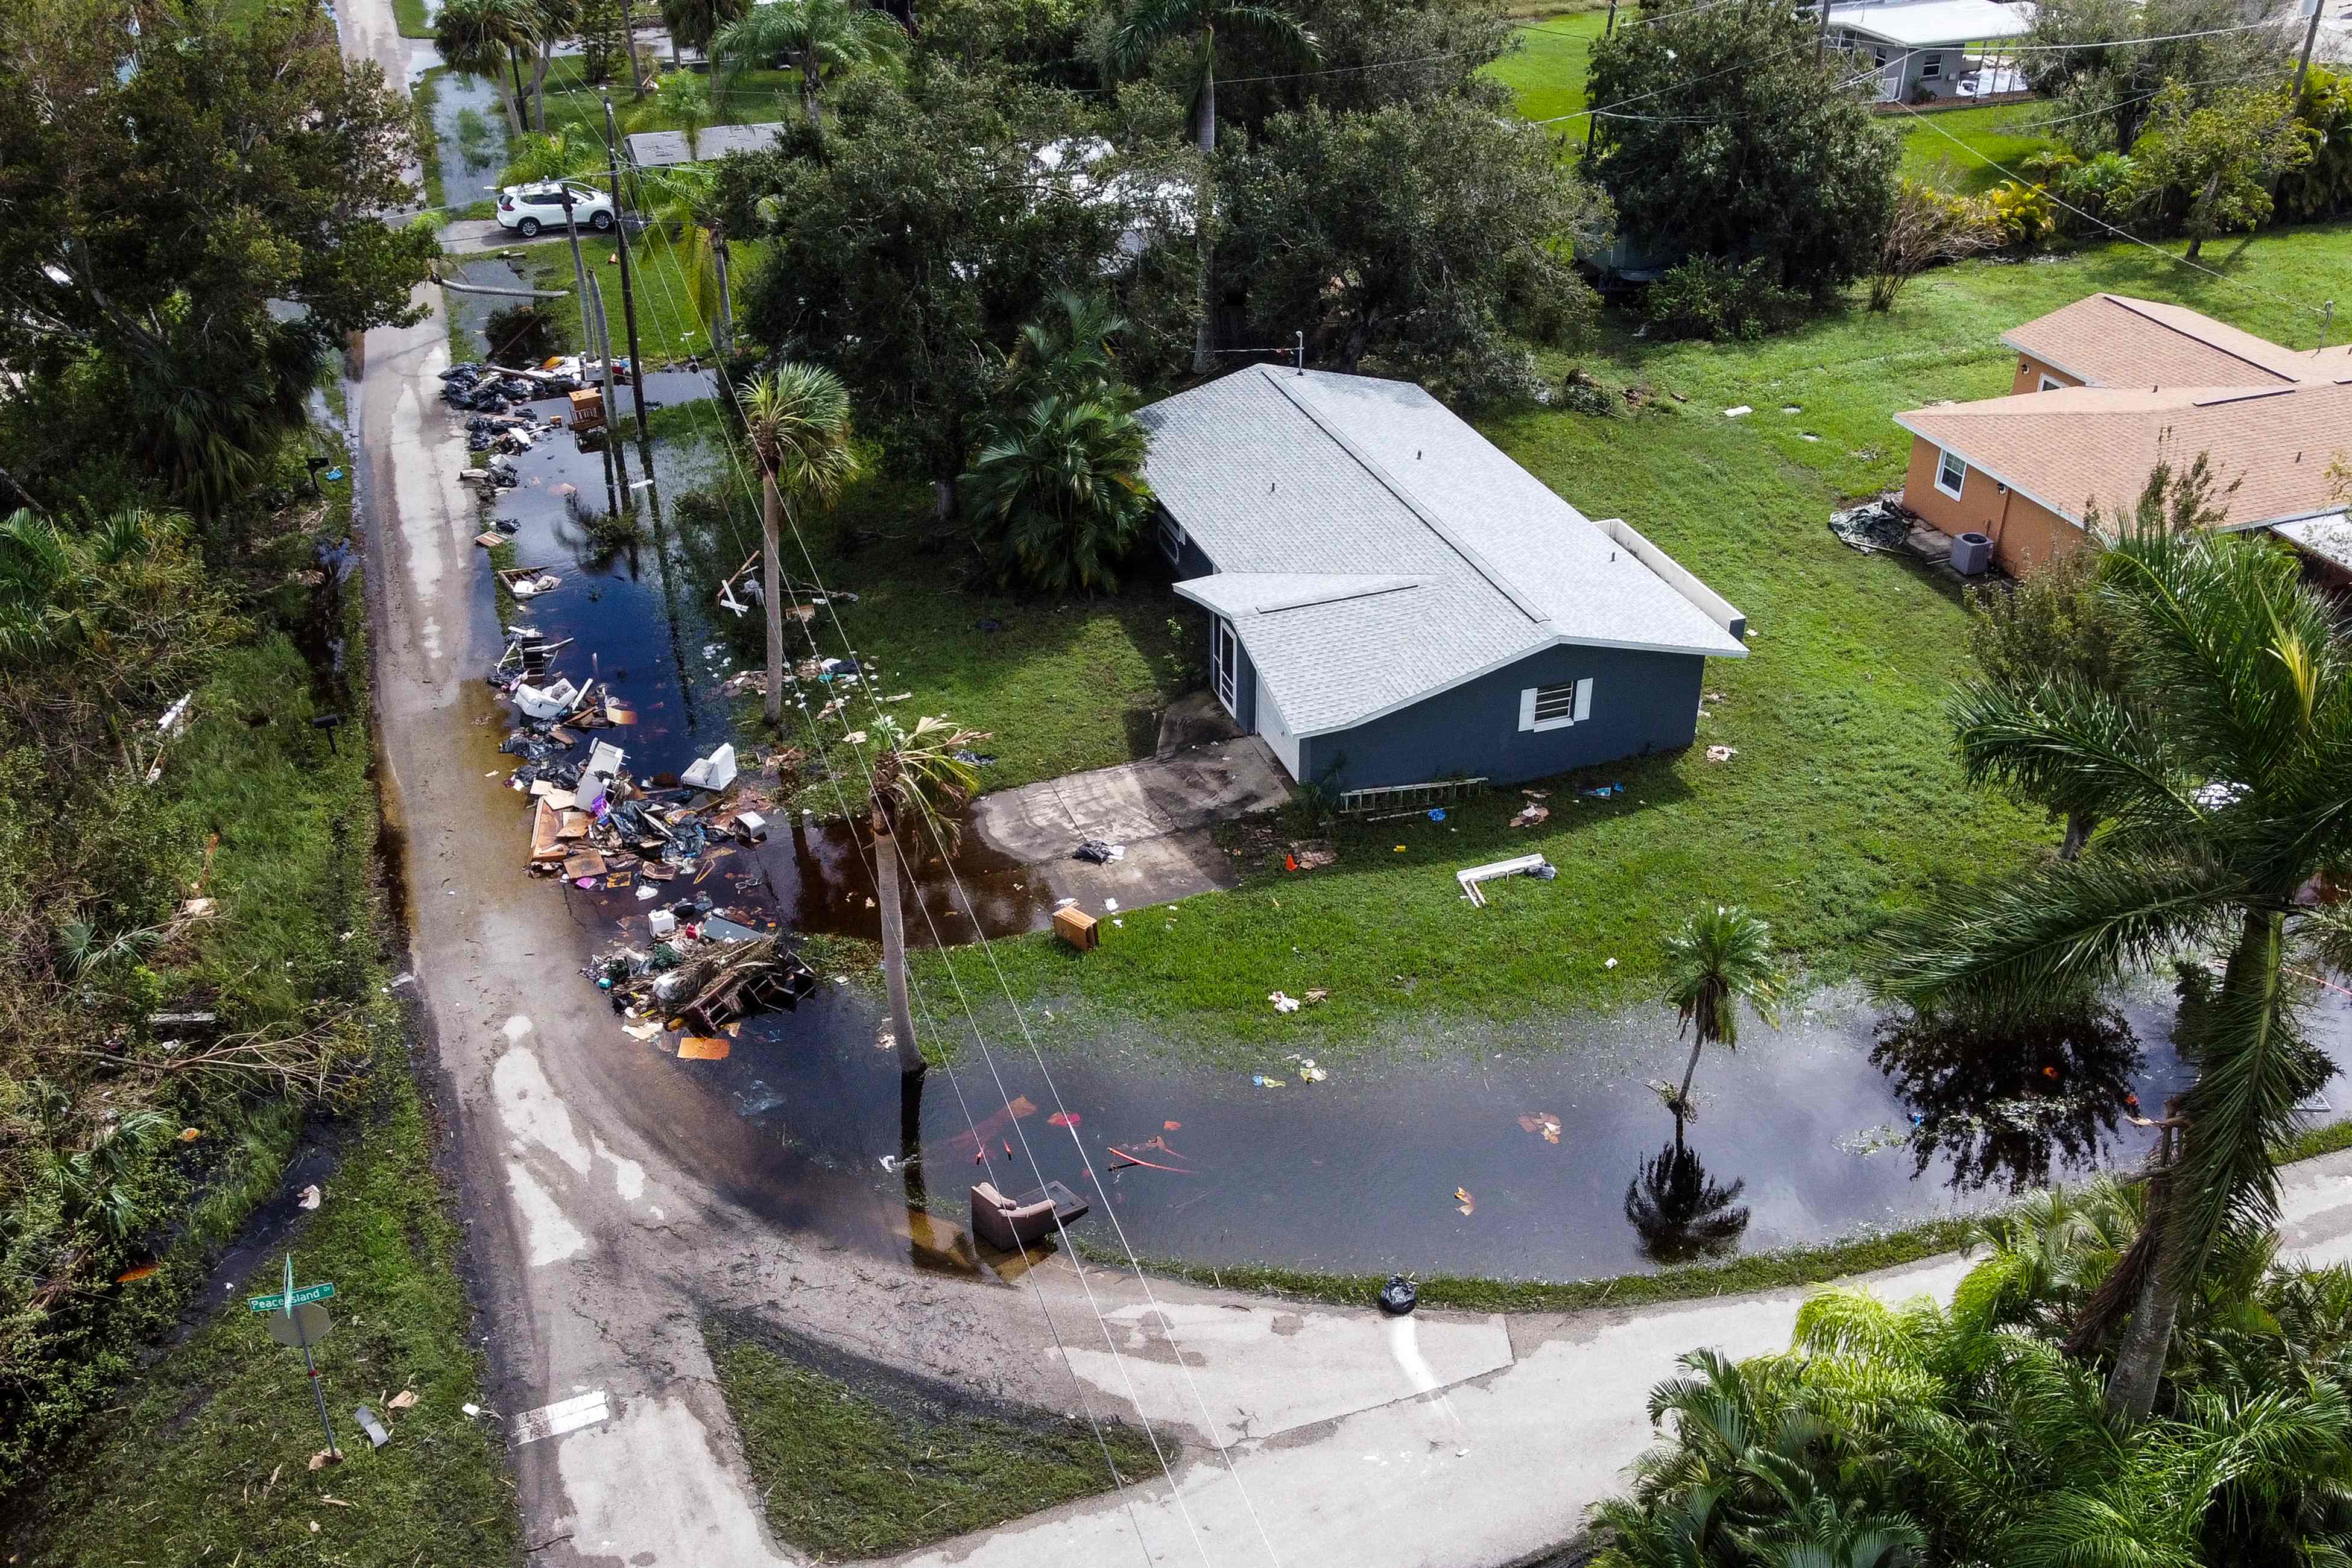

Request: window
left=2037, top=373, right=2063, bottom=392
left=1873, top=46, right=1889, bottom=67
left=1920, top=53, right=1943, bottom=80
left=1159, top=512, right=1186, bottom=565
left=1213, top=618, right=1239, bottom=716
left=1519, top=678, right=1593, bottom=734
left=1935, top=447, right=1968, bottom=499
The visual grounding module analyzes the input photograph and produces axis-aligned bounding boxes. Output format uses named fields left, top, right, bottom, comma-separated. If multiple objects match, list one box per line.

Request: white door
left=1256, top=672, right=1301, bottom=779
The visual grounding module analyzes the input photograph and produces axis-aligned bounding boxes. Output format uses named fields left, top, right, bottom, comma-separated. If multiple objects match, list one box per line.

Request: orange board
left=677, top=1035, right=730, bottom=1061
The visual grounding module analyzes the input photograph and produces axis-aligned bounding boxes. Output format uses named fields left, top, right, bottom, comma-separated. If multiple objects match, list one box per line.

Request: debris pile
left=1829, top=498, right=1914, bottom=554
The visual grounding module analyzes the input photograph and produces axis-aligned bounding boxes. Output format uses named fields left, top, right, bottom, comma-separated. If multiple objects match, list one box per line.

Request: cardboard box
left=1052, top=905, right=1098, bottom=951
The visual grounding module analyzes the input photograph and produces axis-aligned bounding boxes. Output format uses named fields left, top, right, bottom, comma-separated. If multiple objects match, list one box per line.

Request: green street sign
left=247, top=1282, right=336, bottom=1313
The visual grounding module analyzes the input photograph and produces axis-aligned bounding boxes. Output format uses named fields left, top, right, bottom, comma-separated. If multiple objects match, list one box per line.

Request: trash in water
left=1165, top=1120, right=1182, bottom=1130
left=1297, top=1062, right=1328, bottom=1083
left=1251, top=1073, right=1287, bottom=1087
left=677, top=1035, right=730, bottom=1061
left=297, top=1184, right=322, bottom=1210
left=1047, top=1111, right=1081, bottom=1128
left=681, top=743, right=738, bottom=791
left=1517, top=1111, right=1563, bottom=1143
left=1453, top=1186, right=1475, bottom=1216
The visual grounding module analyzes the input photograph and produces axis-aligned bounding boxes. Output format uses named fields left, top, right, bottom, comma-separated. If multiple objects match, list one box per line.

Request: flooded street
left=453, top=373, right=2352, bottom=1287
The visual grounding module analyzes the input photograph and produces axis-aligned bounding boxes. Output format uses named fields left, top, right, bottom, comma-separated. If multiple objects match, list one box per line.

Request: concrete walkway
left=969, top=737, right=1293, bottom=917
left=903, top=1146, right=2352, bottom=1568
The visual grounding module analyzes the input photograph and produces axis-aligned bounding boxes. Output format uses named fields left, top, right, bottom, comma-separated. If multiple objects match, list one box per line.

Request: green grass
left=909, top=224, right=2352, bottom=1058
left=1895, top=100, right=2063, bottom=195
left=394, top=0, right=432, bottom=37
left=4, top=464, right=517, bottom=1563
left=1484, top=16, right=1605, bottom=126
left=522, top=230, right=750, bottom=366
left=526, top=55, right=803, bottom=145
left=710, top=1323, right=1162, bottom=1560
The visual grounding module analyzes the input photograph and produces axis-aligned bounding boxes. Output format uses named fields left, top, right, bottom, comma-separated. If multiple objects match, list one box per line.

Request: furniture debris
left=1456, top=853, right=1552, bottom=908
left=1052, top=906, right=1098, bottom=951
left=969, top=1180, right=1087, bottom=1251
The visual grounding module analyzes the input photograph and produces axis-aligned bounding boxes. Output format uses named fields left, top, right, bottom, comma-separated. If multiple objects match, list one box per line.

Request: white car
left=496, top=181, right=616, bottom=238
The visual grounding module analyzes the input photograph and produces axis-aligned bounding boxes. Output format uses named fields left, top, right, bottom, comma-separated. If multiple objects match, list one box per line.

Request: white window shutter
left=1518, top=688, right=1537, bottom=732
left=1573, top=678, right=1593, bottom=722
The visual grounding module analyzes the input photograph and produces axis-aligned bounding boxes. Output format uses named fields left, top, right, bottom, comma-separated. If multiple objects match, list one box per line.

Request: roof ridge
left=1260, top=369, right=1552, bottom=628
left=2104, top=294, right=2301, bottom=382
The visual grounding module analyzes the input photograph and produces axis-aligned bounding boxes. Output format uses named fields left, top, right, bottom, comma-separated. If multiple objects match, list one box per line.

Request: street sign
left=267, top=1301, right=334, bottom=1348
left=247, top=1282, right=335, bottom=1314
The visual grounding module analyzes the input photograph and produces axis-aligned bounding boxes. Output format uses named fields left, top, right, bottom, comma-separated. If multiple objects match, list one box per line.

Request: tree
left=1001, top=289, right=1130, bottom=405
left=1218, top=98, right=1608, bottom=406
left=525, top=0, right=586, bottom=130
left=741, top=365, right=861, bottom=727
left=2128, top=81, right=2313, bottom=259
left=1876, top=523, right=2351, bottom=1421
left=651, top=68, right=716, bottom=157
left=2025, top=0, right=2288, bottom=155
left=1959, top=460, right=2229, bottom=861
left=727, top=68, right=1197, bottom=519
left=1587, top=0, right=1898, bottom=296
left=1657, top=906, right=1784, bottom=1119
left=660, top=0, right=749, bottom=66
left=712, top=0, right=908, bottom=129
left=1869, top=174, right=2002, bottom=312
left=964, top=396, right=1154, bottom=593
left=1209, top=0, right=1513, bottom=129
left=1102, top=0, right=1317, bottom=156
left=438, top=0, right=539, bottom=134
left=862, top=715, right=988, bottom=1079
left=0, top=0, right=433, bottom=519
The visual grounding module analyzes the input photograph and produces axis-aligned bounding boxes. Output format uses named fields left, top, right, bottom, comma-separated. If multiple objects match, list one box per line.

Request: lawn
left=1483, top=14, right=1606, bottom=127
left=906, top=223, right=2352, bottom=1060
left=518, top=228, right=753, bottom=366
left=1895, top=100, right=2065, bottom=195
left=710, top=1321, right=1163, bottom=1560
left=394, top=0, right=432, bottom=38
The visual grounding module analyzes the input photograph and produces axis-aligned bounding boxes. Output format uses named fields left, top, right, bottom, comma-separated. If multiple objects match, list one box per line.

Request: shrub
left=1644, top=256, right=1806, bottom=342
left=1985, top=179, right=2058, bottom=248
left=1558, top=369, right=1616, bottom=417
left=484, top=303, right=563, bottom=366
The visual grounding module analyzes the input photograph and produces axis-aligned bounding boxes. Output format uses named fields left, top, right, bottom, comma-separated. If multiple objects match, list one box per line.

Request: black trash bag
left=1377, top=1276, right=1418, bottom=1315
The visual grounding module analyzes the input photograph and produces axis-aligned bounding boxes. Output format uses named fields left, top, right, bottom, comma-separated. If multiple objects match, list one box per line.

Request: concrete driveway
left=969, top=737, right=1293, bottom=917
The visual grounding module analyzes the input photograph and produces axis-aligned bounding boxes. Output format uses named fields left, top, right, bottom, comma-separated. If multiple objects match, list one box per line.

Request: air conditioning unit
left=1950, top=531, right=1993, bottom=576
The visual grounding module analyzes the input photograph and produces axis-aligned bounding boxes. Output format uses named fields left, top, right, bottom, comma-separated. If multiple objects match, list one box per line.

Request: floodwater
left=417, top=66, right=507, bottom=217
left=441, top=374, right=2352, bottom=1286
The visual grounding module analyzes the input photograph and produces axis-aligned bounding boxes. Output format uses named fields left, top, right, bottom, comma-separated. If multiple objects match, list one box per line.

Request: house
left=623, top=123, right=789, bottom=168
left=1892, top=295, right=2352, bottom=576
left=1134, top=368, right=1748, bottom=795
left=1826, top=0, right=2032, bottom=103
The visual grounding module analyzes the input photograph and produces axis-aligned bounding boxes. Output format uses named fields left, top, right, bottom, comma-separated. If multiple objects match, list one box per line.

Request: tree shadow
left=1624, top=1112, right=1752, bottom=1265
left=1871, top=1002, right=2145, bottom=1193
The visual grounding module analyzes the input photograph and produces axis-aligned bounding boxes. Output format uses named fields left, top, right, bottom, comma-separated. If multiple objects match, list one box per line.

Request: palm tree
left=741, top=364, right=860, bottom=726
left=1876, top=523, right=2350, bottom=1422
left=525, top=0, right=583, bottom=131
left=864, top=715, right=988, bottom=1079
left=962, top=397, right=1154, bottom=595
left=1001, top=290, right=1128, bottom=405
left=1102, top=0, right=1317, bottom=370
left=1659, top=905, right=1786, bottom=1118
left=0, top=509, right=165, bottom=668
left=1625, top=1129, right=1750, bottom=1264
left=633, top=160, right=732, bottom=353
left=710, top=0, right=906, bottom=130
left=650, top=68, right=714, bottom=158
left=659, top=0, right=748, bottom=68
left=437, top=0, right=539, bottom=134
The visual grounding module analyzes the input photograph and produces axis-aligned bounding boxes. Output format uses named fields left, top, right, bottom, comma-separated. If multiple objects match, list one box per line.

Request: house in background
left=1892, top=294, right=2352, bottom=577
left=1134, top=367, right=1748, bottom=795
left=1826, top=0, right=2032, bottom=103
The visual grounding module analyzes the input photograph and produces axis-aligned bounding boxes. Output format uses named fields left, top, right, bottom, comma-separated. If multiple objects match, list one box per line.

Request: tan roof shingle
left=2000, top=294, right=2343, bottom=389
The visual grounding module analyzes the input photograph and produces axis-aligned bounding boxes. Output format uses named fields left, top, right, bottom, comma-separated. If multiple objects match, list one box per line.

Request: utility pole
left=618, top=0, right=648, bottom=96
left=2294, top=0, right=2324, bottom=103
left=1585, top=0, right=1619, bottom=156
left=554, top=184, right=622, bottom=501
left=1816, top=0, right=1833, bottom=65
left=709, top=220, right=735, bottom=359
left=586, top=273, right=628, bottom=506
left=602, top=92, right=653, bottom=460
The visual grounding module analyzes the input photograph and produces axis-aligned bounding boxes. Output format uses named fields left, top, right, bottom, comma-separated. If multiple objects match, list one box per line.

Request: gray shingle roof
left=1139, top=367, right=1746, bottom=736
left=624, top=124, right=789, bottom=168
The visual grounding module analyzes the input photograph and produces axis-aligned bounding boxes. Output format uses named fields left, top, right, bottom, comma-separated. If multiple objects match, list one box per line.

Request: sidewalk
left=904, top=1146, right=2352, bottom=1568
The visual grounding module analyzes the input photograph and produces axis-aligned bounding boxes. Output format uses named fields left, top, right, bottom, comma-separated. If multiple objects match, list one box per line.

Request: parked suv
left=496, top=181, right=615, bottom=238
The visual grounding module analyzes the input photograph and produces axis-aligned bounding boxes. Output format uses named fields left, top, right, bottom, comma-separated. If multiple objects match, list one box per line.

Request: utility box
left=568, top=387, right=605, bottom=432
left=1951, top=531, right=1993, bottom=577
left=1052, top=906, right=1098, bottom=952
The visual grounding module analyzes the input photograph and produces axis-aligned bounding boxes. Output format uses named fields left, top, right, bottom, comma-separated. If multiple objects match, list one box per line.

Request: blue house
left=1136, top=367, right=1748, bottom=794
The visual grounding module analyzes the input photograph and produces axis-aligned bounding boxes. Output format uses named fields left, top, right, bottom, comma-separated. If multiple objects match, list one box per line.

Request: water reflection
left=1623, top=1114, right=1751, bottom=1264
left=1871, top=1005, right=2145, bottom=1193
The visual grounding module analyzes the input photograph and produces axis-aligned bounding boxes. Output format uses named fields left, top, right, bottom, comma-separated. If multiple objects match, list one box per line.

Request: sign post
left=252, top=1254, right=340, bottom=1462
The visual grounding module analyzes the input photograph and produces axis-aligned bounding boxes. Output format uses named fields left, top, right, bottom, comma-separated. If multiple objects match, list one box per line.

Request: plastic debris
left=388, top=1389, right=419, bottom=1411
left=1454, top=1186, right=1475, bottom=1216
left=1378, top=1276, right=1418, bottom=1315
left=1047, top=1111, right=1081, bottom=1128
left=1517, top=1112, right=1563, bottom=1143
left=1705, top=745, right=1736, bottom=763
left=1251, top=1073, right=1286, bottom=1087
left=297, top=1184, right=322, bottom=1210
left=1427, top=808, right=1446, bottom=822
left=678, top=1035, right=730, bottom=1061
left=1511, top=804, right=1550, bottom=827
left=1268, top=991, right=1301, bottom=1014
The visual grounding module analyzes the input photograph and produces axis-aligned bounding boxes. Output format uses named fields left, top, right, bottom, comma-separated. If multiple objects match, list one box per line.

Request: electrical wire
left=581, top=234, right=1230, bottom=1568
